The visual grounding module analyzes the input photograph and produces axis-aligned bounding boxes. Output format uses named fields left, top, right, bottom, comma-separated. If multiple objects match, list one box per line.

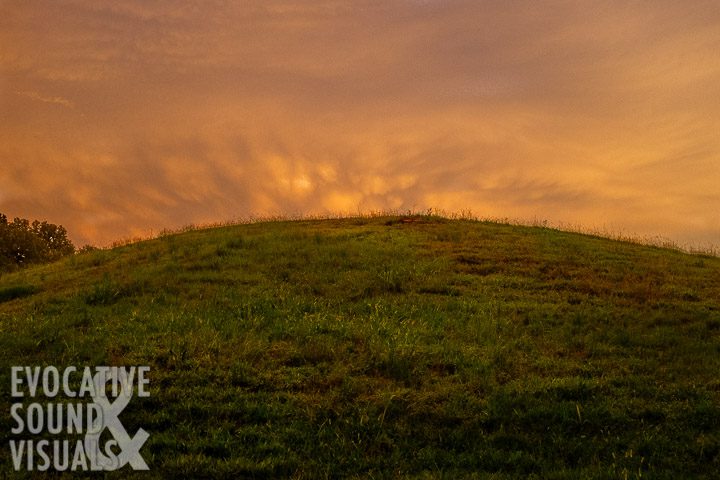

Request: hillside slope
left=1, top=216, right=719, bottom=478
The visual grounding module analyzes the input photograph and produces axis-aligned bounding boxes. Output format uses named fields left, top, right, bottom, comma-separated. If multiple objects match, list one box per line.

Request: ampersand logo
left=9, top=365, right=151, bottom=472
left=84, top=369, right=150, bottom=470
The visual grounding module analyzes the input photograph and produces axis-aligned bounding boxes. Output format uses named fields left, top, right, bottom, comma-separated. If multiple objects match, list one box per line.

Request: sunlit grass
left=1, top=215, right=719, bottom=478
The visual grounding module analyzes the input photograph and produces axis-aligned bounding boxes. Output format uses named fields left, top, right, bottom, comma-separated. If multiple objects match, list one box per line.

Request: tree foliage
left=0, top=213, right=75, bottom=271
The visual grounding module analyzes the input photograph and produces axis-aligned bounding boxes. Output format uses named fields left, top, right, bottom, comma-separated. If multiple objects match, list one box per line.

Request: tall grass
left=0, top=215, right=718, bottom=478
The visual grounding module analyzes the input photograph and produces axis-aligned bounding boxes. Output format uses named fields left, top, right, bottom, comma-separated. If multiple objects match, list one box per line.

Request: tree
left=0, top=213, right=75, bottom=271
left=31, top=220, right=75, bottom=258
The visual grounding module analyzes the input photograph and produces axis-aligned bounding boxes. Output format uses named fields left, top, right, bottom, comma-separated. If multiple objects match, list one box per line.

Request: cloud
left=15, top=90, right=74, bottom=108
left=1, top=0, right=719, bottom=248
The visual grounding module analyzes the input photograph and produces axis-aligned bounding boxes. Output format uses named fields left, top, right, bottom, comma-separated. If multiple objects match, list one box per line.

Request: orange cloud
left=15, top=90, right=74, bottom=108
left=1, top=1, right=719, bottom=248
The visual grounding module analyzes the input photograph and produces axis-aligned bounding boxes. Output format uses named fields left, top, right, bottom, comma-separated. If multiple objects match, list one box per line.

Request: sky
left=1, top=1, right=719, bottom=248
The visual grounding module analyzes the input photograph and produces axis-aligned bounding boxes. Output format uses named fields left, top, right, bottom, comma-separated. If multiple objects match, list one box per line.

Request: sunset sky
left=1, top=1, right=719, bottom=248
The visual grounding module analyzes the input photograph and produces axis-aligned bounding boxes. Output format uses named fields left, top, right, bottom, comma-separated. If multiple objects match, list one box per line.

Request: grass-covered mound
left=1, top=216, right=719, bottom=478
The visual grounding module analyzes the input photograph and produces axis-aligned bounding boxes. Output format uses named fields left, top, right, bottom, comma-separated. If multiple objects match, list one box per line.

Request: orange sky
left=1, top=1, right=719, bottom=248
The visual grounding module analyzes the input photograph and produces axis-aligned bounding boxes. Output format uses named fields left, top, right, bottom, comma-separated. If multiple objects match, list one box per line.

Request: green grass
left=1, top=215, right=719, bottom=478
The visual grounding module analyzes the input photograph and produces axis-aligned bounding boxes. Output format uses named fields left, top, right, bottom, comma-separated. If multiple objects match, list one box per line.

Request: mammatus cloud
left=1, top=0, right=719, bottom=247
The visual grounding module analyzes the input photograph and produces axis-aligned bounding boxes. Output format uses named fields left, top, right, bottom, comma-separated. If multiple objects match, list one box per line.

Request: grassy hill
left=1, top=215, right=719, bottom=479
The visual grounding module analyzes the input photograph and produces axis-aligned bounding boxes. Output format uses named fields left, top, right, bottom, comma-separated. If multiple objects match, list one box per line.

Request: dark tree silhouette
left=0, top=213, right=75, bottom=271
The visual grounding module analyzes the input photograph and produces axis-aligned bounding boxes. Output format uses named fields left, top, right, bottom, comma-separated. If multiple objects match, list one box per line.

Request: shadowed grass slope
left=0, top=215, right=719, bottom=479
